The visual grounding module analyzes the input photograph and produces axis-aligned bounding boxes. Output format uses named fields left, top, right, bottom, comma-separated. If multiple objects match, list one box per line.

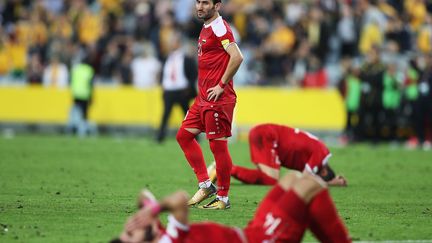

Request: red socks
left=176, top=128, right=208, bottom=183
left=308, top=190, right=351, bottom=243
left=231, top=165, right=277, bottom=185
left=209, top=139, right=232, bottom=197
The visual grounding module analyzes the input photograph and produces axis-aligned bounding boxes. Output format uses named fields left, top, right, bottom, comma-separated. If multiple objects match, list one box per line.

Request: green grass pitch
left=1, top=135, right=432, bottom=242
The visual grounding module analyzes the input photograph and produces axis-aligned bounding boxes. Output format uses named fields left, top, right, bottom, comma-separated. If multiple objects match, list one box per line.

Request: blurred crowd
left=1, top=0, right=432, bottom=145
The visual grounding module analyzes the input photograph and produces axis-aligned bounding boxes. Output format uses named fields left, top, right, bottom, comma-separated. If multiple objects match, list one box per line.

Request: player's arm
left=126, top=191, right=190, bottom=232
left=207, top=43, right=243, bottom=101
left=220, top=43, right=243, bottom=85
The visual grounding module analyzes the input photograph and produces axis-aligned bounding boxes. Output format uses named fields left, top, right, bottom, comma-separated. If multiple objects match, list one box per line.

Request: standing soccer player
left=176, top=0, right=243, bottom=209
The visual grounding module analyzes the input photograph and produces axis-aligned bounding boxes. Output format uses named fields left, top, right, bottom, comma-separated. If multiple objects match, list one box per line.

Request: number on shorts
left=264, top=213, right=282, bottom=235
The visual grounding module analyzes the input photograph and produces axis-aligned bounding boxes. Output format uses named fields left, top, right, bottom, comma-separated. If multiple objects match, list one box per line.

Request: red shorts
left=181, top=101, right=235, bottom=140
left=244, top=187, right=308, bottom=243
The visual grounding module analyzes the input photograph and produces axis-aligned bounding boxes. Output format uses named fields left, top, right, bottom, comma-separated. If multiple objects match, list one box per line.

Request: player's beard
left=197, top=7, right=216, bottom=22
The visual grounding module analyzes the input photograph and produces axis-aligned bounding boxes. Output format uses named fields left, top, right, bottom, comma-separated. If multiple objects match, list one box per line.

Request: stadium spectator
left=302, top=55, right=328, bottom=88
left=0, top=33, right=10, bottom=80
left=409, top=54, right=432, bottom=150
left=337, top=4, right=358, bottom=58
left=27, top=52, right=44, bottom=84
left=176, top=0, right=243, bottom=210
left=156, top=31, right=197, bottom=143
left=42, top=55, right=69, bottom=88
left=8, top=33, right=27, bottom=82
left=112, top=172, right=351, bottom=243
left=405, top=0, right=428, bottom=32
left=341, top=60, right=362, bottom=143
left=208, top=123, right=347, bottom=187
left=358, top=47, right=386, bottom=141
left=118, top=49, right=133, bottom=85
left=417, top=14, right=432, bottom=54
left=261, top=14, right=295, bottom=84
left=403, top=58, right=421, bottom=146
left=381, top=61, right=403, bottom=140
left=98, top=40, right=120, bottom=84
left=131, top=42, right=161, bottom=89
left=306, top=6, right=331, bottom=62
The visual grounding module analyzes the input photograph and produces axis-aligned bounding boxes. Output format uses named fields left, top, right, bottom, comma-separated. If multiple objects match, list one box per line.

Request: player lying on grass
left=208, top=123, right=347, bottom=186
left=111, top=172, right=351, bottom=243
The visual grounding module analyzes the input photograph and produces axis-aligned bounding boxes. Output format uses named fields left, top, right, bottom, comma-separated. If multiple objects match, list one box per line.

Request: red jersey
left=196, top=16, right=237, bottom=106
left=249, top=124, right=331, bottom=173
left=160, top=215, right=246, bottom=243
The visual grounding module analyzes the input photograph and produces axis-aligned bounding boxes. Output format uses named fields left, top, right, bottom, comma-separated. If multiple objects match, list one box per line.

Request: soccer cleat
left=187, top=183, right=217, bottom=206
left=199, top=198, right=231, bottom=210
left=207, top=161, right=217, bottom=184
left=137, top=189, right=157, bottom=209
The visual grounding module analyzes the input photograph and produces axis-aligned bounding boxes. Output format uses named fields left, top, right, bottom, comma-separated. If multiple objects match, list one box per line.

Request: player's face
left=196, top=0, right=219, bottom=21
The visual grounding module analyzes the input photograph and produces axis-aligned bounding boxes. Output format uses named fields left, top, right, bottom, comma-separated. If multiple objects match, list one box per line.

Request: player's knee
left=176, top=128, right=193, bottom=144
left=209, top=139, right=228, bottom=154
left=278, top=171, right=301, bottom=191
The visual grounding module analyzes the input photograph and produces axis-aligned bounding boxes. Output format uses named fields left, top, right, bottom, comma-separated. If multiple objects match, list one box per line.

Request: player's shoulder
left=209, top=16, right=231, bottom=37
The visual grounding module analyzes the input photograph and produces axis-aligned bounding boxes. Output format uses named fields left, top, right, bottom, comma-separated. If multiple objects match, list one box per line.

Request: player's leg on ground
left=246, top=172, right=313, bottom=242
left=249, top=172, right=299, bottom=226
left=231, top=165, right=277, bottom=185
left=305, top=174, right=351, bottom=243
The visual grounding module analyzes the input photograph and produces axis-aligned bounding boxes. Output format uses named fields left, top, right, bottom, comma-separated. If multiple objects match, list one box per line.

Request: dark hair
left=109, top=238, right=122, bottom=243
left=212, top=0, right=221, bottom=4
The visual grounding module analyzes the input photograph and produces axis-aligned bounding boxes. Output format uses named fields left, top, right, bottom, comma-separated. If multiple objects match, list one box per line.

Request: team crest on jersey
left=202, top=39, right=206, bottom=43
left=198, top=41, right=203, bottom=56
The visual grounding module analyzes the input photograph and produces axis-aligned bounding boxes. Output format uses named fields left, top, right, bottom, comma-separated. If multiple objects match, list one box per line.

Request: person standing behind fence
left=156, top=32, right=197, bottom=143
left=69, top=57, right=95, bottom=136
left=42, top=55, right=69, bottom=89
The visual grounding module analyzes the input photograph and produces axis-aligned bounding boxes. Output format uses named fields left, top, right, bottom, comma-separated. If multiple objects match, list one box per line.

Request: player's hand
left=207, top=84, right=224, bottom=102
left=125, top=208, right=154, bottom=232
left=327, top=175, right=348, bottom=187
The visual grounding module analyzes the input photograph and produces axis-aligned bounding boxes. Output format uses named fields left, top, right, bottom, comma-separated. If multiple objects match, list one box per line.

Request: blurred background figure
left=340, top=60, right=362, bottom=144
left=67, top=56, right=95, bottom=137
left=406, top=54, right=432, bottom=150
left=131, top=42, right=161, bottom=89
left=156, top=31, right=197, bottom=143
left=358, top=47, right=385, bottom=142
left=42, top=55, right=69, bottom=88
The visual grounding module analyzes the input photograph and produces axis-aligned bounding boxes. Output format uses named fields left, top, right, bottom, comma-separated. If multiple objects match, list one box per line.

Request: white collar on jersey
left=203, top=15, right=222, bottom=29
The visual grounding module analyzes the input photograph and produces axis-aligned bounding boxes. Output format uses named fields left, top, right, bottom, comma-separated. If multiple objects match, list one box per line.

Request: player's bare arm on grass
left=126, top=191, right=189, bottom=232
left=207, top=43, right=243, bottom=101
